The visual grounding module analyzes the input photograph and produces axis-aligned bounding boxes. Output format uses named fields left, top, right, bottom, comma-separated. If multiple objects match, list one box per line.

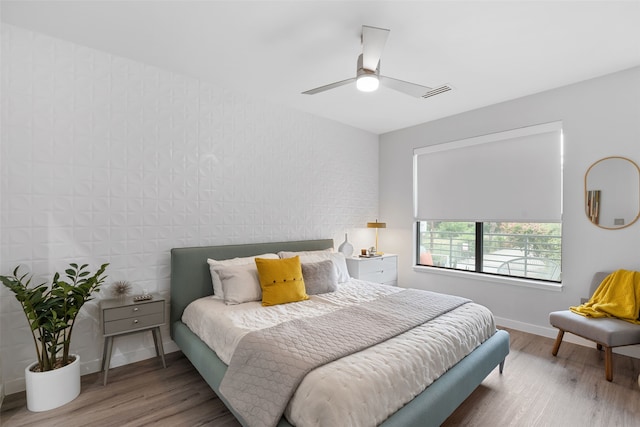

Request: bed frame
left=170, top=239, right=510, bottom=427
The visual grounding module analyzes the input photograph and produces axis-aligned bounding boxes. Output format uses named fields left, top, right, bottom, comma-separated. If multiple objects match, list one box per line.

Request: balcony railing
left=419, top=230, right=562, bottom=281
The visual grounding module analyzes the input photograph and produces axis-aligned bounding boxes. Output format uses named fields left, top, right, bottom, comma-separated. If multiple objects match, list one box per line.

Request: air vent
left=422, top=85, right=453, bottom=99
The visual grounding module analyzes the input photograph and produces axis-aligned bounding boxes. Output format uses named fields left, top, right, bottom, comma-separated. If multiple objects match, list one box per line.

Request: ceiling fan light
left=356, top=74, right=379, bottom=92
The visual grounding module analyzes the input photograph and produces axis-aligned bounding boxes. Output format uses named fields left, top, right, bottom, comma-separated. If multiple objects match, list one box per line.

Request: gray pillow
left=301, top=260, right=338, bottom=295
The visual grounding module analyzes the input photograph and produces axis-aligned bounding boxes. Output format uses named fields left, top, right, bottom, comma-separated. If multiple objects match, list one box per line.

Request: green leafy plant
left=1, top=263, right=109, bottom=372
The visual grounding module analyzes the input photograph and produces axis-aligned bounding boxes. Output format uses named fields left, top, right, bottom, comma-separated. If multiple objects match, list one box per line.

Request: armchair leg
left=552, top=329, right=565, bottom=356
left=604, top=346, right=613, bottom=382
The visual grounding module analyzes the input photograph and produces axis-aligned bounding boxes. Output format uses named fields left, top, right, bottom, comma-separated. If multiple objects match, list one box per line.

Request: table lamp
left=367, top=220, right=386, bottom=255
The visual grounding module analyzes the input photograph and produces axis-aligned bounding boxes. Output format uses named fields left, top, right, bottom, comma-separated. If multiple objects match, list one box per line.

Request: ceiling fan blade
left=302, top=77, right=356, bottom=95
left=361, top=25, right=390, bottom=71
left=379, top=75, right=433, bottom=98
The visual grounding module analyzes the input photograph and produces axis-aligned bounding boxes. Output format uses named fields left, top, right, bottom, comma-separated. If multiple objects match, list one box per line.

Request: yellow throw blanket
left=570, top=269, right=640, bottom=324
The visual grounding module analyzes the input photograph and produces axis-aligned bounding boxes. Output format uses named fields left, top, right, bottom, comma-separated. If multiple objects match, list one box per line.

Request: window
left=413, top=122, right=562, bottom=282
left=417, top=221, right=562, bottom=282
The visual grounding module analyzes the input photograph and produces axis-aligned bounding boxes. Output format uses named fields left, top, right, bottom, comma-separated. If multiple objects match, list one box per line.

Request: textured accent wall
left=0, top=25, right=378, bottom=392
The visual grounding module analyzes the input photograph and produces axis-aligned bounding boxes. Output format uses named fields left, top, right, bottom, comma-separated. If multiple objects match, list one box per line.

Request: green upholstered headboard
left=169, top=239, right=334, bottom=338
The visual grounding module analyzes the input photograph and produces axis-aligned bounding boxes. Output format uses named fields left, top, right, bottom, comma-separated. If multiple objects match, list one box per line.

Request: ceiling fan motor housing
left=357, top=53, right=380, bottom=77
left=356, top=54, right=380, bottom=92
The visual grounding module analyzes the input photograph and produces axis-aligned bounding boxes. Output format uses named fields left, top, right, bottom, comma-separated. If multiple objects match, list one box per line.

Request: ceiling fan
left=302, top=25, right=452, bottom=98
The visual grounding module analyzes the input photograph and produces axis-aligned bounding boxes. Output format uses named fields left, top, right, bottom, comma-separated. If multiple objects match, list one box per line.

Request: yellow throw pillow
left=255, top=256, right=309, bottom=306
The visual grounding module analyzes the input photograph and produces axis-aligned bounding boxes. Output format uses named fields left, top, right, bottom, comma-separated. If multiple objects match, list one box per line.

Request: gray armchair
left=549, top=272, right=640, bottom=381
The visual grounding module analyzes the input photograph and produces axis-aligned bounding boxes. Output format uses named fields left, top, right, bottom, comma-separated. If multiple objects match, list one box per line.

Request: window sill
left=412, top=265, right=563, bottom=292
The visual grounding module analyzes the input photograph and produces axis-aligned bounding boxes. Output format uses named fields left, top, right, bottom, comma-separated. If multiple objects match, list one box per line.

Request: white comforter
left=182, top=280, right=496, bottom=427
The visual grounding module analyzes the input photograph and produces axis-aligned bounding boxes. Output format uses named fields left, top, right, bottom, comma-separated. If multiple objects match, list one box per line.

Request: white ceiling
left=3, top=1, right=640, bottom=135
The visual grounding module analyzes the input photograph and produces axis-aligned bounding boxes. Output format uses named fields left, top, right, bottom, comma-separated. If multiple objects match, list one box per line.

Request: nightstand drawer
left=103, top=300, right=164, bottom=322
left=104, top=312, right=164, bottom=335
left=357, top=257, right=396, bottom=274
left=358, top=268, right=396, bottom=284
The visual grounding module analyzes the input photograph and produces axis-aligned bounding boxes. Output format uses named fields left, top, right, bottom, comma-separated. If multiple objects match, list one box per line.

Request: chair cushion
left=549, top=310, right=640, bottom=347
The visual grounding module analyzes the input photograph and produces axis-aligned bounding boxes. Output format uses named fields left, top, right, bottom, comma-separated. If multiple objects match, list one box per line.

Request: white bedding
left=182, top=280, right=496, bottom=426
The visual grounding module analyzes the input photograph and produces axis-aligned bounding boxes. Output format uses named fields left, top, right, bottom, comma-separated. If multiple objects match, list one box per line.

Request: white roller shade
left=414, top=122, right=562, bottom=222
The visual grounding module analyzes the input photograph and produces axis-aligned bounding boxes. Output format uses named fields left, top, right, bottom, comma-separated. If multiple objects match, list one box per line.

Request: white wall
left=0, top=25, right=379, bottom=394
left=379, top=66, right=640, bottom=356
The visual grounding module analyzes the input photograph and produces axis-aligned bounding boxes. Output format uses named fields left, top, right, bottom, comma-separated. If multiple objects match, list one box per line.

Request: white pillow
left=279, top=250, right=350, bottom=283
left=207, top=253, right=279, bottom=299
left=214, top=264, right=262, bottom=305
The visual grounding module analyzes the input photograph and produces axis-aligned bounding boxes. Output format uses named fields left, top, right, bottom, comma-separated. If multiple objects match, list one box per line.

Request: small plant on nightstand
left=110, top=280, right=132, bottom=300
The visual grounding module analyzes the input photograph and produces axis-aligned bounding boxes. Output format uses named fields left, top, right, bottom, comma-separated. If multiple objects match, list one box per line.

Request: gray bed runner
left=219, top=289, right=470, bottom=427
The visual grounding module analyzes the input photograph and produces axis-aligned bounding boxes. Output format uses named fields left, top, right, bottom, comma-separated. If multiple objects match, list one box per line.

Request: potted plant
left=0, top=262, right=108, bottom=411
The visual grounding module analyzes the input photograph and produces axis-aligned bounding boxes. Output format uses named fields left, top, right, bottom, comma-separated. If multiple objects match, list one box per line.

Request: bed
left=170, top=239, right=510, bottom=427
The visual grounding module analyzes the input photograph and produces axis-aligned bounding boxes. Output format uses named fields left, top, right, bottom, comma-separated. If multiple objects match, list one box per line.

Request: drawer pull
left=133, top=319, right=139, bottom=324
left=133, top=307, right=139, bottom=312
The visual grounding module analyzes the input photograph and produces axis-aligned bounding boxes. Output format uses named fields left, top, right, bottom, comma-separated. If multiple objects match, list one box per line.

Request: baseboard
left=4, top=339, right=180, bottom=396
left=495, top=316, right=640, bottom=359
left=495, top=316, right=561, bottom=340
left=4, top=378, right=23, bottom=397
left=80, top=340, right=180, bottom=375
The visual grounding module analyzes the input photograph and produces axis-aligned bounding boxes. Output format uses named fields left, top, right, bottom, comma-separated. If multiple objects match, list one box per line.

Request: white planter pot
left=25, top=355, right=80, bottom=412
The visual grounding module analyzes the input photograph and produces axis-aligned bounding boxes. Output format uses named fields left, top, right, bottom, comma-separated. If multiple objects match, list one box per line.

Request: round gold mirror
left=585, top=156, right=640, bottom=229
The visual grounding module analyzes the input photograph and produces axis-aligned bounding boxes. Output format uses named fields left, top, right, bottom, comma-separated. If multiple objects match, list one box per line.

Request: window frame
left=414, top=221, right=563, bottom=287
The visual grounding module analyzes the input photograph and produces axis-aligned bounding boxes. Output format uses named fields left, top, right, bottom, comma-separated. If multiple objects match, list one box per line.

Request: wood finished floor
left=1, top=328, right=639, bottom=427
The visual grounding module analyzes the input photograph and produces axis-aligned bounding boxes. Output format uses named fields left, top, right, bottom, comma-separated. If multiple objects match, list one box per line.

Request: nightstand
left=346, top=254, right=398, bottom=286
left=100, top=294, right=166, bottom=385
